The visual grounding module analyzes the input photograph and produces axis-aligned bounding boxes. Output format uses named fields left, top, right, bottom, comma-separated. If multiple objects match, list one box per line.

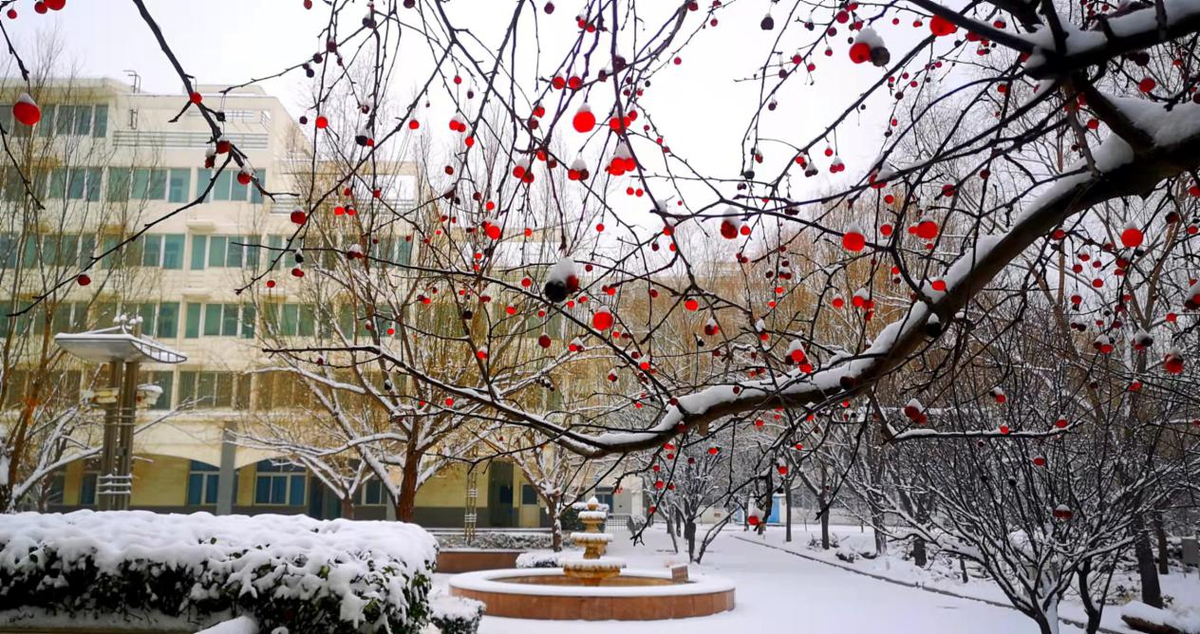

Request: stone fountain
left=448, top=496, right=734, bottom=620
left=561, top=497, right=625, bottom=586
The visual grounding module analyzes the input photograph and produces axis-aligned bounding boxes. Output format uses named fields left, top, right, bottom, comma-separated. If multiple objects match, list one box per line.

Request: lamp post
left=55, top=316, right=186, bottom=511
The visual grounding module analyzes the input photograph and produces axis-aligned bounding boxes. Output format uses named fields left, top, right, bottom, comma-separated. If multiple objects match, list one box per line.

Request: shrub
left=559, top=506, right=604, bottom=533
left=434, top=531, right=552, bottom=550
left=429, top=591, right=484, bottom=634
left=0, top=511, right=438, bottom=634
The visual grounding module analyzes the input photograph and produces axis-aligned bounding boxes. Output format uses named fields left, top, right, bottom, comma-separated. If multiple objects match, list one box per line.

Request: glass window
left=92, top=105, right=108, bottom=138
left=107, top=168, right=130, bottom=202
left=142, top=234, right=162, bottom=267
left=230, top=171, right=249, bottom=202
left=234, top=374, right=251, bottom=410
left=197, top=372, right=215, bottom=406
left=298, top=305, right=315, bottom=337
left=208, top=235, right=226, bottom=267
left=213, top=170, right=233, bottom=202
left=281, top=304, right=298, bottom=336
left=203, top=304, right=222, bottom=336
left=148, top=370, right=173, bottom=411
left=162, top=234, right=184, bottom=269
left=250, top=169, right=265, bottom=204
left=86, top=168, right=101, bottom=202
left=55, top=105, right=74, bottom=135
left=37, top=104, right=56, bottom=138
left=241, top=305, right=256, bottom=339
left=221, top=304, right=239, bottom=337
left=80, top=471, right=98, bottom=506
left=73, top=105, right=92, bottom=135
left=168, top=169, right=190, bottom=203
left=522, top=484, right=538, bottom=505
left=215, top=373, right=233, bottom=408
left=224, top=238, right=243, bottom=268
left=158, top=303, right=179, bottom=338
left=67, top=168, right=86, bottom=200
left=242, top=236, right=259, bottom=268
left=185, top=303, right=201, bottom=338
left=190, top=234, right=207, bottom=270
left=48, top=169, right=66, bottom=199
left=137, top=303, right=157, bottom=335
left=396, top=237, right=413, bottom=266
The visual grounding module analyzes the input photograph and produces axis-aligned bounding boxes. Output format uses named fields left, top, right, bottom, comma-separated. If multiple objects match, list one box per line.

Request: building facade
left=0, top=78, right=620, bottom=527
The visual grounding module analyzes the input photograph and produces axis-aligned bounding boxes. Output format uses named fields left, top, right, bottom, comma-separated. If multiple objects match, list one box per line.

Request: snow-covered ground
left=435, top=524, right=1200, bottom=633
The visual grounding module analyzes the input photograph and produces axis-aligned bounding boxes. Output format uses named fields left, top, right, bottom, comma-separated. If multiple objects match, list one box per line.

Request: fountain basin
left=448, top=568, right=735, bottom=620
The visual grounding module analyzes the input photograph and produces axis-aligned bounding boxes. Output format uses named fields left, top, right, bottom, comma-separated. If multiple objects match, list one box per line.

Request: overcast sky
left=8, top=0, right=945, bottom=239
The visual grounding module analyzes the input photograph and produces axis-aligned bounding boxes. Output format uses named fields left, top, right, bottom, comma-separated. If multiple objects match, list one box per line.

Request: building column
left=216, top=422, right=237, bottom=515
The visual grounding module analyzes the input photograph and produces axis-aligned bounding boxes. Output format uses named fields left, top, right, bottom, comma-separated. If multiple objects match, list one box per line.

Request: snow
left=1122, top=600, right=1200, bottom=633
left=452, top=527, right=1093, bottom=633
left=195, top=616, right=259, bottom=634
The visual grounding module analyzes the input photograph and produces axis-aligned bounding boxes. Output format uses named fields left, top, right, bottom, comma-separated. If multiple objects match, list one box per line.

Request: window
left=136, top=234, right=185, bottom=269
left=92, top=105, right=108, bottom=138
left=254, top=460, right=306, bottom=506
left=198, top=167, right=259, bottom=203
left=177, top=371, right=250, bottom=409
left=190, top=303, right=254, bottom=338
left=131, top=168, right=167, bottom=201
left=521, top=484, right=538, bottom=505
left=10, top=233, right=96, bottom=269
left=191, top=234, right=260, bottom=269
left=357, top=479, right=386, bottom=506
left=106, top=168, right=131, bottom=202
left=266, top=303, right=315, bottom=337
left=80, top=461, right=100, bottom=506
left=52, top=168, right=101, bottom=202
left=187, top=461, right=220, bottom=506
left=143, top=370, right=174, bottom=410
left=168, top=169, right=191, bottom=203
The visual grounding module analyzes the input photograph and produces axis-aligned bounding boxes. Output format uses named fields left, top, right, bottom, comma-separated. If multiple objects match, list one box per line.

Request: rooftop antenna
left=122, top=70, right=141, bottom=93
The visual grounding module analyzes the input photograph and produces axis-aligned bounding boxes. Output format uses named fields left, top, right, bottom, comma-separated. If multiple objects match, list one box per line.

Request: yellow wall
left=61, top=461, right=84, bottom=506
left=237, top=463, right=257, bottom=506
left=414, top=463, right=482, bottom=507
left=131, top=455, right=190, bottom=506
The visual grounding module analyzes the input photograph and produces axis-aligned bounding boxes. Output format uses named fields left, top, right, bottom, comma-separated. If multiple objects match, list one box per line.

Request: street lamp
left=54, top=315, right=186, bottom=511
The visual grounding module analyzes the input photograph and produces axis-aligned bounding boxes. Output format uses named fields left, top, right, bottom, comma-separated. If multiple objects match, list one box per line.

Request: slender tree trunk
left=547, top=496, right=562, bottom=552
left=685, top=516, right=697, bottom=562
left=1132, top=513, right=1163, bottom=607
left=819, top=467, right=830, bottom=549
left=394, top=457, right=420, bottom=522
left=1153, top=511, right=1169, bottom=575
left=1077, top=563, right=1103, bottom=634
left=340, top=496, right=355, bottom=520
left=912, top=536, right=928, bottom=567
left=785, top=479, right=793, bottom=543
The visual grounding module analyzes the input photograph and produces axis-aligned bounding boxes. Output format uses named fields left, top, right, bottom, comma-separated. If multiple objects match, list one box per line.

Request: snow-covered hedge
left=515, top=549, right=570, bottom=568
left=0, top=511, right=438, bottom=633
left=434, top=530, right=552, bottom=550
left=429, top=590, right=484, bottom=634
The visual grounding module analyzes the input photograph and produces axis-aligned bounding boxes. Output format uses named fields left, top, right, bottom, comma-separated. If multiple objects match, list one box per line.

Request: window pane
left=141, top=234, right=162, bottom=267
left=272, top=476, right=287, bottom=504
left=289, top=475, right=306, bottom=506
left=190, top=235, right=207, bottom=270
left=162, top=234, right=184, bottom=269
left=149, top=169, right=167, bottom=200
left=196, top=168, right=213, bottom=201
left=168, top=169, right=190, bottom=203
left=73, top=105, right=92, bottom=135
left=187, top=473, right=203, bottom=505
left=215, top=373, right=233, bottom=408
left=86, top=169, right=101, bottom=202
left=250, top=169, right=265, bottom=204
left=68, top=168, right=86, bottom=200
left=298, top=305, right=314, bottom=337
left=178, top=371, right=196, bottom=404
left=149, top=371, right=173, bottom=410
left=396, top=237, right=412, bottom=266
left=208, top=236, right=226, bottom=267
left=225, top=238, right=242, bottom=268
left=221, top=304, right=238, bottom=337
left=241, top=305, right=256, bottom=339
left=78, top=235, right=95, bottom=269
left=213, top=170, right=233, bottom=201
left=255, top=476, right=271, bottom=504
left=197, top=372, right=216, bottom=406
left=38, top=104, right=56, bottom=138
left=203, top=304, right=222, bottom=336
left=92, top=105, right=108, bottom=138
left=234, top=374, right=251, bottom=410
left=48, top=169, right=66, bottom=199
left=281, top=304, right=298, bottom=337
left=184, top=303, right=200, bottom=338
left=205, top=474, right=219, bottom=504
left=80, top=473, right=97, bottom=505
left=268, top=235, right=283, bottom=270
left=231, top=171, right=249, bottom=202
left=55, top=105, right=74, bottom=135
left=131, top=169, right=150, bottom=200
left=158, top=303, right=178, bottom=338
left=242, top=236, right=259, bottom=268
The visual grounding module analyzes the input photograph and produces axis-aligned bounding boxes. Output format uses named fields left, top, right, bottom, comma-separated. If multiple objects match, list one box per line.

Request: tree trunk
left=912, top=537, right=928, bottom=568
left=547, top=497, right=562, bottom=552
left=1132, top=513, right=1163, bottom=607
left=394, top=457, right=420, bottom=522
left=340, top=496, right=355, bottom=520
left=685, top=518, right=697, bottom=562
left=1153, top=511, right=1169, bottom=575
left=785, top=479, right=793, bottom=543
left=819, top=468, right=830, bottom=549
left=1077, top=563, right=1103, bottom=634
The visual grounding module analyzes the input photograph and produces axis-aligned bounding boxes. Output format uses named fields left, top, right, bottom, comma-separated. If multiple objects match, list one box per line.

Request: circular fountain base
left=448, top=569, right=735, bottom=620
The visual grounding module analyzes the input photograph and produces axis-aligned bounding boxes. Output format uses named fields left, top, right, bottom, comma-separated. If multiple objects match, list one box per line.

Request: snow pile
left=429, top=587, right=484, bottom=634
left=1121, top=601, right=1200, bottom=634
left=0, top=511, right=438, bottom=633
left=515, top=549, right=579, bottom=569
